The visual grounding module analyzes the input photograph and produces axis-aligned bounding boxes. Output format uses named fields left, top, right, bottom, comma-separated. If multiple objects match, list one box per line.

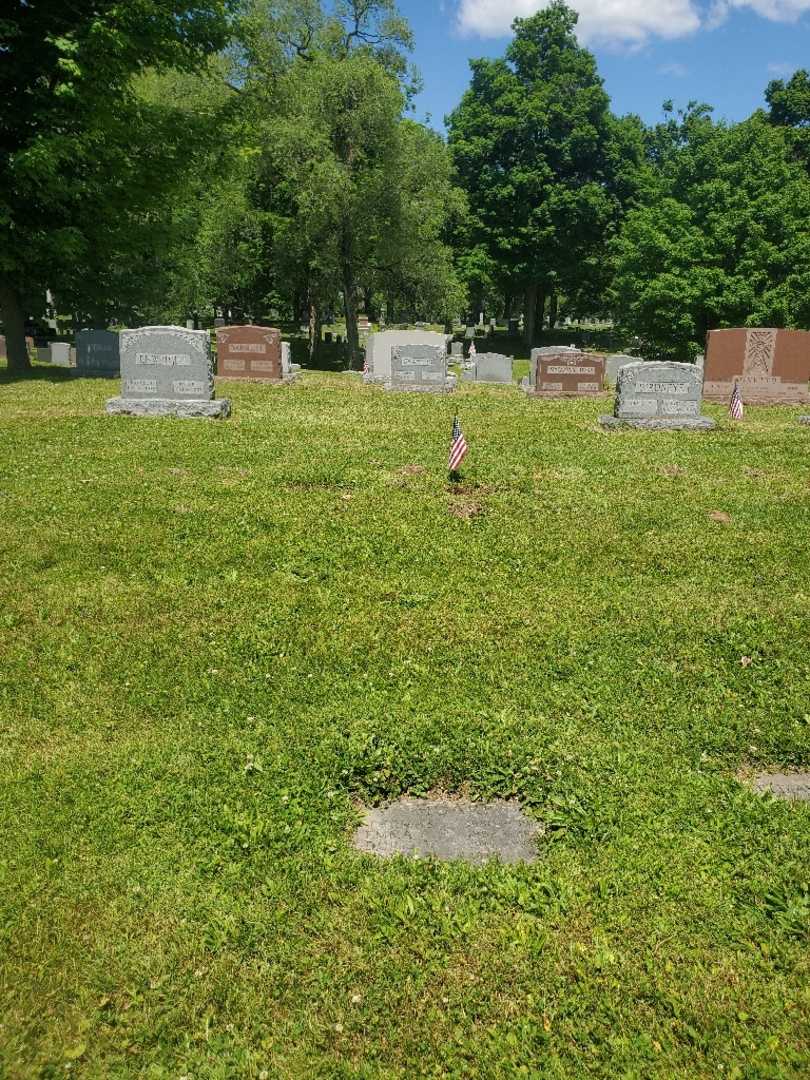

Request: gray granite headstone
left=605, top=354, right=640, bottom=388
left=601, top=361, right=714, bottom=430
left=353, top=797, right=540, bottom=864
left=365, top=330, right=449, bottom=383
left=389, top=343, right=453, bottom=393
left=466, top=352, right=513, bottom=384
left=451, top=341, right=464, bottom=359
left=76, top=330, right=120, bottom=377
left=106, top=325, right=230, bottom=419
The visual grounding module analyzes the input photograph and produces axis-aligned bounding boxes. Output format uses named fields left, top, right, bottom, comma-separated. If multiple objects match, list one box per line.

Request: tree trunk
left=523, top=284, right=537, bottom=346
left=308, top=298, right=321, bottom=366
left=342, top=260, right=359, bottom=370
left=536, top=290, right=546, bottom=341
left=0, top=278, right=31, bottom=375
left=548, top=291, right=558, bottom=331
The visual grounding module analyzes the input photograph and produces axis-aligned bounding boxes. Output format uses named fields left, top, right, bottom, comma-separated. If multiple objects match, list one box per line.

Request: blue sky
left=397, top=0, right=810, bottom=131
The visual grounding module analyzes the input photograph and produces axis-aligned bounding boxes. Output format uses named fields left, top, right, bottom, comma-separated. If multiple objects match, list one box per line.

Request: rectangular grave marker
left=389, top=343, right=453, bottom=393
left=528, top=348, right=605, bottom=396
left=704, top=328, right=810, bottom=404
left=76, top=330, right=120, bottom=377
left=216, top=325, right=287, bottom=381
left=465, top=351, right=513, bottom=384
left=600, top=361, right=714, bottom=430
left=106, top=325, right=229, bottom=418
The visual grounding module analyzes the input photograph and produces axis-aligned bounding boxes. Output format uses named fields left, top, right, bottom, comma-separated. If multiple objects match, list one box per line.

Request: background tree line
left=3, top=0, right=810, bottom=374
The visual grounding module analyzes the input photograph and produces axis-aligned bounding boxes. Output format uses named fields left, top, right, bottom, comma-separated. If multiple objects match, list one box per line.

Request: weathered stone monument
left=605, top=354, right=641, bottom=388
left=76, top=330, right=120, bottom=377
left=388, top=343, right=454, bottom=393
left=465, top=352, right=513, bottom=384
left=215, top=325, right=293, bottom=382
left=704, top=328, right=810, bottom=404
left=364, top=329, right=449, bottom=384
left=450, top=341, right=464, bottom=359
left=600, top=361, right=715, bottom=430
left=528, top=348, right=605, bottom=396
left=106, top=326, right=230, bottom=418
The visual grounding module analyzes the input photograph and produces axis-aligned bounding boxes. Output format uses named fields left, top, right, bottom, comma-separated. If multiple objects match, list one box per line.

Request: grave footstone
left=527, top=348, right=605, bottom=396
left=600, top=361, right=715, bottom=430
left=76, top=330, right=120, bottom=377
left=365, top=330, right=450, bottom=384
left=704, top=328, right=810, bottom=404
left=353, top=797, right=540, bottom=864
left=388, top=343, right=454, bottom=393
left=605, top=353, right=640, bottom=388
left=465, top=351, right=513, bottom=384
left=752, top=772, right=810, bottom=802
left=106, top=325, right=230, bottom=419
left=216, top=325, right=292, bottom=382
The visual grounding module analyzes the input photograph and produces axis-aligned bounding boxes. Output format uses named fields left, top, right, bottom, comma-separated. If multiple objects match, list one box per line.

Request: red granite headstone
left=216, top=325, right=282, bottom=381
left=533, top=350, right=605, bottom=396
left=704, top=328, right=810, bottom=404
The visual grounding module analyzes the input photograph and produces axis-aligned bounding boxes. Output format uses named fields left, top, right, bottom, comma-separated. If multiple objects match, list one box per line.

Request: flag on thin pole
left=730, top=380, right=744, bottom=420
left=448, top=414, right=468, bottom=475
left=468, top=341, right=477, bottom=358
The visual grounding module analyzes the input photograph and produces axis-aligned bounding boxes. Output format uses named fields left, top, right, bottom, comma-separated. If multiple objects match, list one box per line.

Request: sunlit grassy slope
left=1, top=367, right=808, bottom=1078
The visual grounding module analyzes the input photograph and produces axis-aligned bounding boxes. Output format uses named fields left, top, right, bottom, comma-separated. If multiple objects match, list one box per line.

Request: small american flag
left=448, top=415, right=468, bottom=472
left=362, top=352, right=368, bottom=375
left=730, top=381, right=744, bottom=420
left=468, top=341, right=477, bottom=358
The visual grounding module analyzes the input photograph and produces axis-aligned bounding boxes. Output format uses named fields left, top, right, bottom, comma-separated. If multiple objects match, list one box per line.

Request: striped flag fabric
left=448, top=415, right=468, bottom=473
left=730, top=381, right=744, bottom=420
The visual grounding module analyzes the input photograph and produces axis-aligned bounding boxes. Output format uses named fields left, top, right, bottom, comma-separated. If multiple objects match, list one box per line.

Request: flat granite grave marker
left=353, top=797, right=540, bottom=864
left=215, top=325, right=292, bottom=382
left=528, top=348, right=605, bottom=396
left=76, top=330, right=120, bottom=377
left=106, top=325, right=230, bottom=418
left=388, top=343, right=454, bottom=393
left=601, top=361, right=715, bottom=430
left=752, top=772, right=810, bottom=802
left=704, top=328, right=810, bottom=404
left=465, top=351, right=513, bottom=384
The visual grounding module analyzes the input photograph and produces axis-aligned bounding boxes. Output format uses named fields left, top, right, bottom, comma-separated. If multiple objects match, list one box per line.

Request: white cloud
left=457, top=1, right=701, bottom=43
left=659, top=62, right=689, bottom=76
left=457, top=0, right=810, bottom=45
left=767, top=61, right=797, bottom=76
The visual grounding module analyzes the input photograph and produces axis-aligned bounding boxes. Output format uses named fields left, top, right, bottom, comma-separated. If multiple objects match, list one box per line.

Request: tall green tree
left=611, top=109, right=810, bottom=357
left=447, top=0, right=642, bottom=343
left=0, top=1, right=232, bottom=373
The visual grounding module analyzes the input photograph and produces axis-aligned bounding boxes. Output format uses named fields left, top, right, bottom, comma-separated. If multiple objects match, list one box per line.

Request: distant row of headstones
left=7, top=323, right=808, bottom=424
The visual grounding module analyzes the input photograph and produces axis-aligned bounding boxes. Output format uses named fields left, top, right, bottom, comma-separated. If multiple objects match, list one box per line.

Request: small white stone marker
left=353, top=797, right=541, bottom=864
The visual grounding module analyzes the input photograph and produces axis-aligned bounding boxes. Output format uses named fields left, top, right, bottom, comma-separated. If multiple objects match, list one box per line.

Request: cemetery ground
left=1, top=368, right=809, bottom=1079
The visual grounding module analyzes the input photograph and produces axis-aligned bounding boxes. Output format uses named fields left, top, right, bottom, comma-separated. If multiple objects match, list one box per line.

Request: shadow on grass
left=0, top=363, right=119, bottom=385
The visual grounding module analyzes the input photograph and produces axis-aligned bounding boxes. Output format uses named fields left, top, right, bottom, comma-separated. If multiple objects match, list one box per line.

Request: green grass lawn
left=1, top=367, right=808, bottom=1078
